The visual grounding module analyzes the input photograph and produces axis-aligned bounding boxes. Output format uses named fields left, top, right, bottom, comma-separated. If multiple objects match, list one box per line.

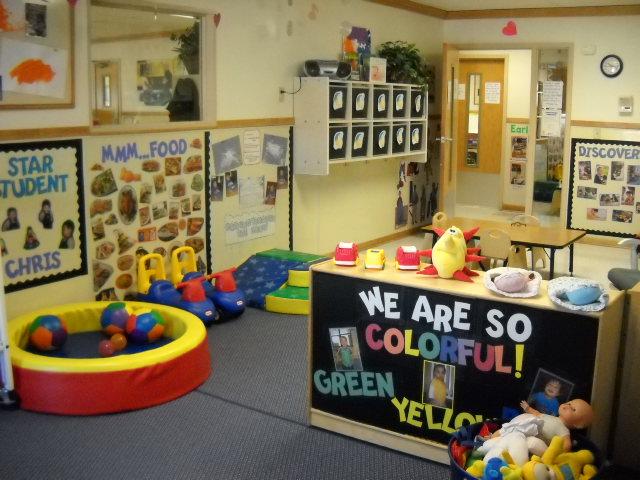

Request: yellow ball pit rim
left=9, top=301, right=207, bottom=373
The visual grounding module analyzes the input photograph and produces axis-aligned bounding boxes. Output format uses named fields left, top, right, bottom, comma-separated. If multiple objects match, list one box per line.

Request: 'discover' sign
left=311, top=272, right=598, bottom=445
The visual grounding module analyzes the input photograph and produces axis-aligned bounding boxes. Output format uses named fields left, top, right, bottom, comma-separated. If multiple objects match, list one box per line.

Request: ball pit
left=9, top=301, right=211, bottom=415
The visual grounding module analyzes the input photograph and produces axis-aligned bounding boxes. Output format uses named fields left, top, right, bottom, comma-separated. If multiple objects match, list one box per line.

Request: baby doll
left=477, top=399, right=594, bottom=466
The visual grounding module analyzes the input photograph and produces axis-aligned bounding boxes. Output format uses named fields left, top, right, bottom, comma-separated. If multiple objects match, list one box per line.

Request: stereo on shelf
left=303, top=60, right=351, bottom=80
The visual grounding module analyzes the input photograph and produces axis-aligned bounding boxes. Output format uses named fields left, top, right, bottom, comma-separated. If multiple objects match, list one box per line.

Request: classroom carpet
left=0, top=308, right=449, bottom=480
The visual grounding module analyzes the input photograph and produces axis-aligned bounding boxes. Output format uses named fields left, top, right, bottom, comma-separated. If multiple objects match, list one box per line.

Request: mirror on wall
left=465, top=73, right=481, bottom=167
left=90, top=1, right=202, bottom=126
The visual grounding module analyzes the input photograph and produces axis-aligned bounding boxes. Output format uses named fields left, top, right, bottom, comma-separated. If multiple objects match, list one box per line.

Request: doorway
left=93, top=60, right=120, bottom=125
left=455, top=57, right=506, bottom=211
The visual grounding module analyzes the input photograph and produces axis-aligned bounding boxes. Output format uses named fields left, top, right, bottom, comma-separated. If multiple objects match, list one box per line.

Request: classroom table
left=422, top=217, right=587, bottom=279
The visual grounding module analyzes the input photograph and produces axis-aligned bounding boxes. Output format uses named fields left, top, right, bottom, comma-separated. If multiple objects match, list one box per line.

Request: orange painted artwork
left=0, top=0, right=23, bottom=32
left=10, top=59, right=56, bottom=84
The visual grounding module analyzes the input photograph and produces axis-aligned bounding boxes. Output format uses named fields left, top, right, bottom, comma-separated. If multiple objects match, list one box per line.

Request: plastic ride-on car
left=395, top=245, right=427, bottom=270
left=334, top=242, right=359, bottom=266
left=364, top=248, right=386, bottom=269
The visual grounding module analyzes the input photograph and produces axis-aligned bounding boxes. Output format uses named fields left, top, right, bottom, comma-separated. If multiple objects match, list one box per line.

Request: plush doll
left=418, top=226, right=484, bottom=282
left=521, top=436, right=597, bottom=480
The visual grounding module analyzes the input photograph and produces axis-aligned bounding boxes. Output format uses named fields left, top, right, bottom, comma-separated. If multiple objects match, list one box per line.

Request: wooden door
left=456, top=58, right=505, bottom=174
left=438, top=44, right=459, bottom=214
left=93, top=61, right=120, bottom=125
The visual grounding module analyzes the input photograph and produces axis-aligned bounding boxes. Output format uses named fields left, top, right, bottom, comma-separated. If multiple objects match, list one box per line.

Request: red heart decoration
left=213, top=13, right=221, bottom=27
left=502, top=20, right=517, bottom=36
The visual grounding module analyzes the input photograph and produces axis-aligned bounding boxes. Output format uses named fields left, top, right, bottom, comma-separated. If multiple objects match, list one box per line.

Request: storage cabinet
left=294, top=77, right=427, bottom=175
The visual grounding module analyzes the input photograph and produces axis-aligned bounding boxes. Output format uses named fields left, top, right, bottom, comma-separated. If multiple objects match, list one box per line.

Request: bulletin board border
left=204, top=131, right=212, bottom=272
left=567, top=137, right=640, bottom=237
left=2, top=138, right=87, bottom=293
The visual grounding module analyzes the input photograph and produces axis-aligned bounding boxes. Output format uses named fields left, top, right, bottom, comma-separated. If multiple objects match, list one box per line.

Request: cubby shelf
left=293, top=77, right=428, bottom=175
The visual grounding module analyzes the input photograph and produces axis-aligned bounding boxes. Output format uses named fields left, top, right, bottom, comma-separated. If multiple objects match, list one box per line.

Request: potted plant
left=376, top=40, right=433, bottom=88
left=171, top=22, right=200, bottom=75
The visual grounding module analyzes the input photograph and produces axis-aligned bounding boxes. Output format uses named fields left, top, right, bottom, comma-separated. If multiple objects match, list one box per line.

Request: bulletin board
left=568, top=138, right=640, bottom=236
left=310, top=271, right=599, bottom=447
left=84, top=131, right=209, bottom=301
left=208, top=125, right=291, bottom=271
left=1, top=139, right=86, bottom=292
left=0, top=0, right=74, bottom=108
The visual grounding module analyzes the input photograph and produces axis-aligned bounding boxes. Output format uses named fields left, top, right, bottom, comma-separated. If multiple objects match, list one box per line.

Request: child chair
left=511, top=214, right=547, bottom=271
left=425, top=212, right=449, bottom=249
left=479, top=229, right=511, bottom=269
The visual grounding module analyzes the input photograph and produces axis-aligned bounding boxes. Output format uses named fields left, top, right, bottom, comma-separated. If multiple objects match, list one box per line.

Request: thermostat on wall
left=619, top=96, right=633, bottom=114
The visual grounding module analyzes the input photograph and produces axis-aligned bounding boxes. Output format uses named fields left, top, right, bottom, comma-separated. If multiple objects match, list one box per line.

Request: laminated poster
left=85, top=133, right=207, bottom=301
left=569, top=138, right=640, bottom=236
left=1, top=139, right=85, bottom=292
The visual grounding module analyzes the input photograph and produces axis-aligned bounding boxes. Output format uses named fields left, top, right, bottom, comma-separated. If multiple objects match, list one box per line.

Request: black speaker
left=303, top=60, right=351, bottom=80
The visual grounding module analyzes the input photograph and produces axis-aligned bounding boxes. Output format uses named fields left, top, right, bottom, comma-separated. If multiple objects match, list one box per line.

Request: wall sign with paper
left=0, top=0, right=74, bottom=108
left=569, top=138, right=640, bottom=235
left=1, top=139, right=86, bottom=291
left=84, top=132, right=208, bottom=301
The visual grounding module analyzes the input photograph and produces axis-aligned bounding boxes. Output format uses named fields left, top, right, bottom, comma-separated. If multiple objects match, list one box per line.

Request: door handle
left=436, top=137, right=453, bottom=143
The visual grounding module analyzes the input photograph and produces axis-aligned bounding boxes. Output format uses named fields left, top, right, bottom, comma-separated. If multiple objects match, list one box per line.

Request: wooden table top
left=422, top=216, right=587, bottom=249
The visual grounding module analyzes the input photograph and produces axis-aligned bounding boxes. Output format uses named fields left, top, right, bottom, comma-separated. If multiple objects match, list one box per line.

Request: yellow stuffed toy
left=418, top=226, right=483, bottom=282
left=521, top=436, right=598, bottom=480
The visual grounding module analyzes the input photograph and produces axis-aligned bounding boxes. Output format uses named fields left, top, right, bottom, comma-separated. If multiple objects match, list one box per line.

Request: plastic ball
left=126, top=308, right=166, bottom=344
left=29, top=315, right=68, bottom=351
left=99, top=339, right=115, bottom=357
left=100, top=302, right=132, bottom=336
left=110, top=333, right=127, bottom=351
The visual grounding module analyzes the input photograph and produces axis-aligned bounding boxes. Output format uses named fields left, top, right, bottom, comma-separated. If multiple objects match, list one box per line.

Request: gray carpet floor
left=0, top=308, right=449, bottom=480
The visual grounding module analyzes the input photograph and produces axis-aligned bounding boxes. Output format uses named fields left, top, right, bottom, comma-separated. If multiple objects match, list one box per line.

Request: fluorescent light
left=170, top=14, right=196, bottom=19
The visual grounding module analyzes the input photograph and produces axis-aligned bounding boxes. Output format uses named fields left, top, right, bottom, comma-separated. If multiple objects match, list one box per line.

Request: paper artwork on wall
left=0, top=0, right=24, bottom=32
left=0, top=38, right=67, bottom=98
left=212, top=135, right=242, bottom=174
left=1, top=139, right=85, bottom=292
left=569, top=138, right=640, bottom=235
left=243, top=129, right=261, bottom=165
left=264, top=181, right=277, bottom=205
left=210, top=175, right=223, bottom=201
left=239, top=175, right=265, bottom=208
left=25, top=2, right=47, bottom=37
left=86, top=133, right=207, bottom=301
left=225, top=170, right=238, bottom=197
left=511, top=136, right=527, bottom=160
left=276, top=166, right=288, bottom=189
left=224, top=210, right=275, bottom=245
left=262, top=134, right=288, bottom=166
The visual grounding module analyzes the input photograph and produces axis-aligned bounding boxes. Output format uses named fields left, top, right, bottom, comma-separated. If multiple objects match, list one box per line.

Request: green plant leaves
left=376, top=40, right=431, bottom=88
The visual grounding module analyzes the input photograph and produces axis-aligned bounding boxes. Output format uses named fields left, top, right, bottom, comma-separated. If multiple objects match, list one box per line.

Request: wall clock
left=600, top=54, right=623, bottom=78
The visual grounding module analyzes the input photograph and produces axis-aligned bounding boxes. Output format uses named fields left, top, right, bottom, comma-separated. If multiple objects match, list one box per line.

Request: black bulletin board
left=310, top=272, right=598, bottom=446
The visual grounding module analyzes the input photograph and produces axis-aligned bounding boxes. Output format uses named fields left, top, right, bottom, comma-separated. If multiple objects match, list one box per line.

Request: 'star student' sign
left=311, top=272, right=598, bottom=445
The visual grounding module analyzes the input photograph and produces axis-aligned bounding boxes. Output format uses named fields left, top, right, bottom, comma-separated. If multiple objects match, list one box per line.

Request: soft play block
left=256, top=249, right=327, bottom=264
left=287, top=270, right=310, bottom=287
left=265, top=286, right=310, bottom=315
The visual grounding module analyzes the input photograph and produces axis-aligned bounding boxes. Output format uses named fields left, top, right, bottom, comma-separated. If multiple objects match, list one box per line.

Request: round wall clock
left=600, top=54, right=623, bottom=78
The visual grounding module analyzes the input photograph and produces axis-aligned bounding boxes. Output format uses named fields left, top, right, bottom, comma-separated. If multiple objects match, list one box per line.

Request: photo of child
left=594, top=165, right=609, bottom=185
left=612, top=209, right=633, bottom=223
left=611, top=161, right=625, bottom=181
left=528, top=369, right=573, bottom=416
left=329, top=327, right=363, bottom=371
left=622, top=186, right=635, bottom=206
left=587, top=208, right=607, bottom=221
left=576, top=186, right=597, bottom=199
left=422, top=361, right=455, bottom=409
left=578, top=161, right=592, bottom=180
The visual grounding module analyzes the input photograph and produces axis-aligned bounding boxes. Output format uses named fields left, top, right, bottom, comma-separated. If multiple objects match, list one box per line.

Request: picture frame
left=0, top=0, right=74, bottom=109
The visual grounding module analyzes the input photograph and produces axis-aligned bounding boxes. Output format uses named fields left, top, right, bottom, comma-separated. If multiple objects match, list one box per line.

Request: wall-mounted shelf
left=294, top=77, right=428, bottom=175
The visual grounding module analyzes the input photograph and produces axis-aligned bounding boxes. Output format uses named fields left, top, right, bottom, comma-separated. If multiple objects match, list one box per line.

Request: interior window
left=90, top=1, right=202, bottom=126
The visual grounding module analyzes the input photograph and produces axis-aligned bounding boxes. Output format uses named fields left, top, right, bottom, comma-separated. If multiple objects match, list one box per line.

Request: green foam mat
left=256, top=249, right=326, bottom=264
left=266, top=286, right=309, bottom=300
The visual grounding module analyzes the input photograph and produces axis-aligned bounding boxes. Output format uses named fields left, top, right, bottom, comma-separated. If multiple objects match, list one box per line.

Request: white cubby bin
left=393, top=86, right=408, bottom=118
left=351, top=84, right=370, bottom=119
left=351, top=123, right=370, bottom=158
left=372, top=86, right=390, bottom=119
left=329, top=83, right=348, bottom=119
left=329, top=124, right=349, bottom=160
left=409, top=122, right=425, bottom=151
left=410, top=87, right=426, bottom=118
left=392, top=123, right=408, bottom=154
left=372, top=124, right=390, bottom=156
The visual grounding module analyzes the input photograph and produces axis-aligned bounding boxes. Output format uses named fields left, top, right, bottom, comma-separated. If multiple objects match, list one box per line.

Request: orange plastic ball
left=110, top=333, right=128, bottom=351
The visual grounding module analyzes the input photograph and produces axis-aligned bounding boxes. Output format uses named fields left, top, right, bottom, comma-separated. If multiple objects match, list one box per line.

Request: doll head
left=558, top=399, right=593, bottom=429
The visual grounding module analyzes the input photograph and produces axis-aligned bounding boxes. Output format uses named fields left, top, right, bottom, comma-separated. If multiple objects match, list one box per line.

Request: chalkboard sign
left=310, top=271, right=599, bottom=446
